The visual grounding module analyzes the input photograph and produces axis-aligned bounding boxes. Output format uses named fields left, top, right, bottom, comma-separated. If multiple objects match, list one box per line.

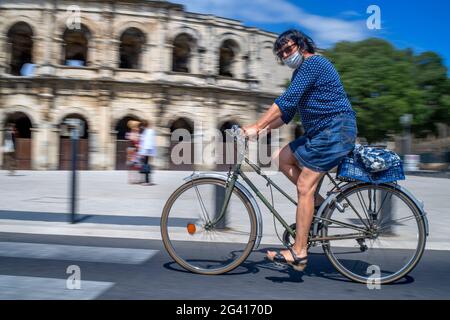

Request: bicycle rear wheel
left=161, top=178, right=258, bottom=275
left=321, top=183, right=427, bottom=284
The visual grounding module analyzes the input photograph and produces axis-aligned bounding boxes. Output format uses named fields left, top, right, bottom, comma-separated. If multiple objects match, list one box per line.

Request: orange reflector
left=187, top=223, right=196, bottom=235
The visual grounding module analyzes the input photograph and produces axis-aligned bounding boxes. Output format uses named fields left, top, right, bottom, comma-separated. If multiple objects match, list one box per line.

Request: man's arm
left=255, top=103, right=283, bottom=130
left=243, top=103, right=283, bottom=138
left=265, top=116, right=285, bottom=131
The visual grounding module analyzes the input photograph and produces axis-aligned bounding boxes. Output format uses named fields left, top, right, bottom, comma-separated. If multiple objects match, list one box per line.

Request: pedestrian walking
left=125, top=120, right=141, bottom=184
left=2, top=123, right=17, bottom=175
left=138, top=120, right=156, bottom=186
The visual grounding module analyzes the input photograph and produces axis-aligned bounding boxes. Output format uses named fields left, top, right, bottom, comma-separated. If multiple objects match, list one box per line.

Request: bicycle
left=161, top=126, right=429, bottom=284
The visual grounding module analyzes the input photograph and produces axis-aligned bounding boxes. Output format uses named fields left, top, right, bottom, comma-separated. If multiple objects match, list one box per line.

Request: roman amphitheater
left=0, top=0, right=296, bottom=170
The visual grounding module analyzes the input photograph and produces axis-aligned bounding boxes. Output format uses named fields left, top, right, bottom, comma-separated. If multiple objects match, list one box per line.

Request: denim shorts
left=289, top=113, right=358, bottom=173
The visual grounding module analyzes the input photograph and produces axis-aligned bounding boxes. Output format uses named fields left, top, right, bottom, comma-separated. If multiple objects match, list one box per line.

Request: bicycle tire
left=321, top=183, right=427, bottom=284
left=161, top=177, right=258, bottom=275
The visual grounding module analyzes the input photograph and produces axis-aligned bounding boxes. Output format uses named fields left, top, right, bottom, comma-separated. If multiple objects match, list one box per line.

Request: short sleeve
left=274, top=59, right=320, bottom=124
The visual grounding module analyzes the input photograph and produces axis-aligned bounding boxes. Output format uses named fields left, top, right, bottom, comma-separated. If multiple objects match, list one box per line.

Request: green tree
left=324, top=38, right=449, bottom=143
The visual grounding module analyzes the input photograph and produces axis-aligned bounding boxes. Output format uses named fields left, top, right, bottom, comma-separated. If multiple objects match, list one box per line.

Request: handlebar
left=230, top=124, right=242, bottom=137
left=227, top=125, right=248, bottom=155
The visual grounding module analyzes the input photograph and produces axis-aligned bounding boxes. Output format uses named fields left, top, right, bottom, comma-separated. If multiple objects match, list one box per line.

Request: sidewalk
left=0, top=170, right=449, bottom=250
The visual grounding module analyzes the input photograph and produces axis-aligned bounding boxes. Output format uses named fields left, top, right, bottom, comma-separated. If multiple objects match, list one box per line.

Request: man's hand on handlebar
left=242, top=124, right=260, bottom=140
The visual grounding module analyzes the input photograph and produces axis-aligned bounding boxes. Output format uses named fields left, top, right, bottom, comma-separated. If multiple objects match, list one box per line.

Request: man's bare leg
left=267, top=167, right=324, bottom=262
left=273, top=145, right=325, bottom=206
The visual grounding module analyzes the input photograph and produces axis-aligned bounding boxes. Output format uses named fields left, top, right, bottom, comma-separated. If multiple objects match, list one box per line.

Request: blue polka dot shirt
left=275, top=55, right=356, bottom=136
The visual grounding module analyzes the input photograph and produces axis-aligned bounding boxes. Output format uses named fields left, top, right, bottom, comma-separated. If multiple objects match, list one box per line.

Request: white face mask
left=283, top=50, right=304, bottom=69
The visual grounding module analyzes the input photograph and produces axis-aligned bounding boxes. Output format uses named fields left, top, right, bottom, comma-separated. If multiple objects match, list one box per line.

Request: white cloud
left=173, top=0, right=369, bottom=47
left=340, top=10, right=363, bottom=18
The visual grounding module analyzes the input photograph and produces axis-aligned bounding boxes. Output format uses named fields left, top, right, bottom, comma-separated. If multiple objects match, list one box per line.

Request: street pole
left=65, top=118, right=82, bottom=224
left=70, top=125, right=79, bottom=224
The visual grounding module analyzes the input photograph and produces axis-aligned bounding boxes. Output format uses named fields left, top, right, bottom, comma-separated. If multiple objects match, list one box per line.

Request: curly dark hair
left=273, top=29, right=317, bottom=57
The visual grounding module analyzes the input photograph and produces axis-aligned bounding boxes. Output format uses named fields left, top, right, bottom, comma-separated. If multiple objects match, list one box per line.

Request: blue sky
left=175, top=0, right=450, bottom=75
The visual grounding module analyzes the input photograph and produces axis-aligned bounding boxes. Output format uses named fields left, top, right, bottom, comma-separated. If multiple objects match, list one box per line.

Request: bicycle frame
left=212, top=153, right=375, bottom=244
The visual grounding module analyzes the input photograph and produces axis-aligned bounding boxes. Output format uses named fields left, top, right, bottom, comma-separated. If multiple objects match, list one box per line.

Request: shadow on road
left=162, top=246, right=415, bottom=286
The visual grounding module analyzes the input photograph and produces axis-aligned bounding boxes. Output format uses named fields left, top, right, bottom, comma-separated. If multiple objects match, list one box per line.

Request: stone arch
left=171, top=33, right=197, bottom=73
left=114, top=113, right=143, bottom=170
left=112, top=108, right=147, bottom=132
left=118, top=27, right=146, bottom=69
left=218, top=38, right=241, bottom=78
left=55, top=15, right=100, bottom=39
left=62, top=24, right=92, bottom=66
left=2, top=110, right=34, bottom=169
left=215, top=118, right=241, bottom=171
left=54, top=16, right=99, bottom=66
left=168, top=116, right=195, bottom=170
left=0, top=105, right=38, bottom=129
left=216, top=32, right=245, bottom=49
left=54, top=107, right=94, bottom=133
left=114, top=114, right=142, bottom=140
left=114, top=21, right=151, bottom=41
left=168, top=26, right=202, bottom=47
left=58, top=113, right=90, bottom=170
left=3, top=16, right=38, bottom=37
left=168, top=116, right=194, bottom=136
left=6, top=21, right=34, bottom=76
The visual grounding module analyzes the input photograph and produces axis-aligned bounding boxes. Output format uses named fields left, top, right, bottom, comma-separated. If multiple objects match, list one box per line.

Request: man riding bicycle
left=243, top=29, right=358, bottom=271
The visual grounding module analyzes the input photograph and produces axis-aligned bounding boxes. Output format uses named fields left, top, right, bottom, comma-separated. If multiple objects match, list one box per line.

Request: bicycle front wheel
left=161, top=178, right=258, bottom=275
left=321, top=183, right=427, bottom=284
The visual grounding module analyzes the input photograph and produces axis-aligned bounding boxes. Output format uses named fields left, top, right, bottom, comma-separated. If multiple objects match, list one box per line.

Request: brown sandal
left=268, top=247, right=308, bottom=272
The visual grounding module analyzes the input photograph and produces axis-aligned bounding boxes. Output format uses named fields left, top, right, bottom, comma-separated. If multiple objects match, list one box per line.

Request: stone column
left=0, top=90, right=4, bottom=167
left=99, top=9, right=115, bottom=78
left=109, top=130, right=118, bottom=170
left=0, top=129, right=4, bottom=168
left=48, top=127, right=60, bottom=170
left=201, top=94, right=219, bottom=171
left=154, top=93, right=170, bottom=169
left=141, top=42, right=152, bottom=73
left=205, top=23, right=216, bottom=76
left=0, top=35, right=9, bottom=75
left=98, top=38, right=115, bottom=78
left=30, top=127, right=41, bottom=170
left=98, top=91, right=112, bottom=169
left=89, top=36, right=99, bottom=68
left=37, top=87, right=54, bottom=169
left=88, top=129, right=100, bottom=170
left=154, top=12, right=169, bottom=78
left=156, top=126, right=171, bottom=170
left=32, top=34, right=45, bottom=66
left=247, top=32, right=258, bottom=80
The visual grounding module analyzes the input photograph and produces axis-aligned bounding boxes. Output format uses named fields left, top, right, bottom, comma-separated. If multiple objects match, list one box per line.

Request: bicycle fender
left=183, top=172, right=264, bottom=249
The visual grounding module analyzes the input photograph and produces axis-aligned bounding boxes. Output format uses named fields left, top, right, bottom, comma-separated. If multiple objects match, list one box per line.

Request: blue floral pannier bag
left=337, top=144, right=405, bottom=184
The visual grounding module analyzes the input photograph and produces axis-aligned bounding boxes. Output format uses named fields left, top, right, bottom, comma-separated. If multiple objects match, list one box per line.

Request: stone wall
left=0, top=0, right=296, bottom=170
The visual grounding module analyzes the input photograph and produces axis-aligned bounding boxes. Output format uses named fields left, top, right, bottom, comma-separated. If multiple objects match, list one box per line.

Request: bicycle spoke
left=193, top=183, right=211, bottom=224
left=375, top=190, right=394, bottom=219
left=377, top=215, right=417, bottom=231
left=342, top=196, right=371, bottom=230
left=356, top=191, right=371, bottom=222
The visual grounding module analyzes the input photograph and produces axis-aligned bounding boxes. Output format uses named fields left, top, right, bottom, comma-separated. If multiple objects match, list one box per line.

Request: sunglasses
left=276, top=43, right=298, bottom=59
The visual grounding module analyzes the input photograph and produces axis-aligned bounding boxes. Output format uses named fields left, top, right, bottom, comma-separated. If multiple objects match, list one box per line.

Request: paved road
left=0, top=170, right=449, bottom=250
left=0, top=232, right=448, bottom=300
